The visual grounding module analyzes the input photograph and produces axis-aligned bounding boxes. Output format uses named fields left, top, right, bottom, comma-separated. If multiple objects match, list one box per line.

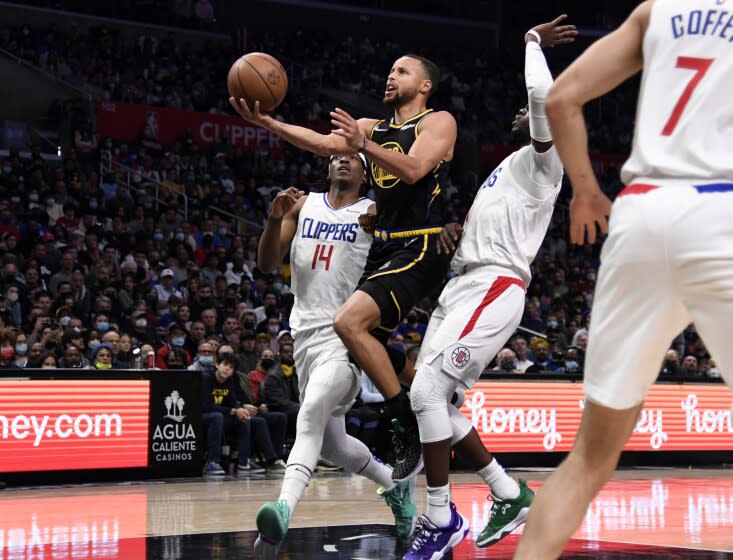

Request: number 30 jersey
left=621, top=0, right=733, bottom=184
left=288, top=193, right=373, bottom=335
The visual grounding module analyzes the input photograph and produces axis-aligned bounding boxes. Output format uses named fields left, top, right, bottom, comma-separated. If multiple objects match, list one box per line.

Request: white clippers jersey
left=621, top=0, right=733, bottom=184
left=289, top=193, right=373, bottom=335
left=451, top=145, right=563, bottom=285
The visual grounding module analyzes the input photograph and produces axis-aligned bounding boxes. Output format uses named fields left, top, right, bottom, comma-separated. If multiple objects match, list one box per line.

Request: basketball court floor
left=1, top=469, right=731, bottom=559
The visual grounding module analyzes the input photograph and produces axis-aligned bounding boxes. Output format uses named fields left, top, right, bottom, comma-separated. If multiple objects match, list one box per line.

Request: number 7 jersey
left=621, top=0, right=733, bottom=184
left=288, top=193, right=373, bottom=335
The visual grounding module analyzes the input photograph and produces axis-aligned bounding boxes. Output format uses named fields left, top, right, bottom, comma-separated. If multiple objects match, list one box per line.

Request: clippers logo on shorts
left=371, top=142, right=404, bottom=189
left=451, top=346, right=471, bottom=368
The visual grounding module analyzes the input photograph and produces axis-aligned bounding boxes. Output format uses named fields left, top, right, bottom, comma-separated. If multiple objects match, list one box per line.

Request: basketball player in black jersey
left=231, top=54, right=457, bottom=482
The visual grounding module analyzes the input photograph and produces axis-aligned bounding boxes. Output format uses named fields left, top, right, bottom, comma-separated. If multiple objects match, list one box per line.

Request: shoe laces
left=410, top=516, right=436, bottom=549
left=382, top=486, right=403, bottom=511
left=488, top=493, right=512, bottom=518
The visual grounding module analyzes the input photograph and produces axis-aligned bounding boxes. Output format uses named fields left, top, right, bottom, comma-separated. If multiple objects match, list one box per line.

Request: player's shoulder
left=420, top=110, right=457, bottom=128
left=631, top=0, right=653, bottom=31
left=353, top=196, right=374, bottom=210
left=358, top=117, right=381, bottom=131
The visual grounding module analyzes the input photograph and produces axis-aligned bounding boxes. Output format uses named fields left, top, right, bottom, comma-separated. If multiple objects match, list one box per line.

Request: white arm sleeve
left=525, top=41, right=553, bottom=142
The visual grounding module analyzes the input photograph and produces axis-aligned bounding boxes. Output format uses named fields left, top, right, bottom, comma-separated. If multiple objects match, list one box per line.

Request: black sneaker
left=390, top=418, right=424, bottom=483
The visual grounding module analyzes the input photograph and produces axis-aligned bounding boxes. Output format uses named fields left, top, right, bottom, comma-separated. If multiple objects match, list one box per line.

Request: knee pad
left=448, top=404, right=472, bottom=445
left=410, top=371, right=448, bottom=415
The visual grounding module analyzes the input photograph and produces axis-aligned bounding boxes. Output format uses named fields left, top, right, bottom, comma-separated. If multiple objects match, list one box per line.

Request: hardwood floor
left=1, top=469, right=731, bottom=558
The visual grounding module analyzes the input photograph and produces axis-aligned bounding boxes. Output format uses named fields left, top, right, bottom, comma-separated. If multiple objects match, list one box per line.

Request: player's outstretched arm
left=330, top=107, right=457, bottom=185
left=230, top=97, right=378, bottom=158
left=546, top=1, right=650, bottom=244
left=525, top=15, right=577, bottom=153
left=258, top=187, right=306, bottom=273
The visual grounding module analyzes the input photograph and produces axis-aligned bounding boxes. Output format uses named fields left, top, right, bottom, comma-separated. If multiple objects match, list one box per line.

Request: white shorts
left=585, top=181, right=733, bottom=409
left=416, top=266, right=525, bottom=388
left=293, top=326, right=361, bottom=416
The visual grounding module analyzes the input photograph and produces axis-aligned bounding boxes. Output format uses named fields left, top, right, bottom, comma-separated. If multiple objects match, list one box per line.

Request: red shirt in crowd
left=248, top=368, right=267, bottom=402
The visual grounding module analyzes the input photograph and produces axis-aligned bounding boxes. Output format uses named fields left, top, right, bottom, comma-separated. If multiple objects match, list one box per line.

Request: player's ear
left=420, top=79, right=432, bottom=95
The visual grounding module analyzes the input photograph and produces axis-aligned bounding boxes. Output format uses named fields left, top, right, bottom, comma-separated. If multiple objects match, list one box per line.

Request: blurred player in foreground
left=516, top=1, right=733, bottom=557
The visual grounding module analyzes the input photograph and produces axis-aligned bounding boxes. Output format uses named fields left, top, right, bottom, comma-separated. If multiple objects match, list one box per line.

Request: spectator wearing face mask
left=129, top=309, right=160, bottom=346
left=493, top=348, right=519, bottom=374
left=705, top=359, right=722, bottom=379
left=0, top=328, right=18, bottom=369
left=393, top=307, right=427, bottom=344
left=13, top=330, right=29, bottom=368
left=239, top=310, right=258, bottom=332
left=2, top=284, right=22, bottom=327
left=248, top=348, right=275, bottom=403
left=188, top=341, right=216, bottom=373
left=562, top=347, right=583, bottom=373
left=261, top=343, right=300, bottom=437
left=155, top=323, right=192, bottom=369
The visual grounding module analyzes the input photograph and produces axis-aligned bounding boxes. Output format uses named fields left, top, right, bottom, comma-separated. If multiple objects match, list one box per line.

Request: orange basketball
left=227, top=52, right=288, bottom=113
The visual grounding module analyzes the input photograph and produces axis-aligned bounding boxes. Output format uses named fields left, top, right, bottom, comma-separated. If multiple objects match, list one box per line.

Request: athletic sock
left=278, top=463, right=312, bottom=514
left=426, top=484, right=452, bottom=527
left=478, top=458, right=520, bottom=500
left=356, top=455, right=394, bottom=489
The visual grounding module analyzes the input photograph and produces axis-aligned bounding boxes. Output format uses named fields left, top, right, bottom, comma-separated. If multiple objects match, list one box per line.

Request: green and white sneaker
left=476, top=478, right=534, bottom=548
left=378, top=476, right=417, bottom=539
left=254, top=499, right=290, bottom=557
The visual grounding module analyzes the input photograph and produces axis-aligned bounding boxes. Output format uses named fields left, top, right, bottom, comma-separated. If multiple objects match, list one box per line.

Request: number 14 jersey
left=289, top=193, right=373, bottom=336
left=621, top=0, right=733, bottom=184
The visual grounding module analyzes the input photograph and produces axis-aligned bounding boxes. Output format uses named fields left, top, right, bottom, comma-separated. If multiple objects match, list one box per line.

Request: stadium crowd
left=0, top=12, right=722, bottom=473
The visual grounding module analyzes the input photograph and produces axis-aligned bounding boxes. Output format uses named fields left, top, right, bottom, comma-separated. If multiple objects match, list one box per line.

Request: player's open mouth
left=385, top=84, right=397, bottom=93
left=337, top=165, right=350, bottom=172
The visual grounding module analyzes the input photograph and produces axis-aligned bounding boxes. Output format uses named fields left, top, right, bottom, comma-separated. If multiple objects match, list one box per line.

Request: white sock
left=478, top=459, right=519, bottom=500
left=356, top=456, right=394, bottom=489
left=426, top=484, right=451, bottom=527
left=278, top=464, right=312, bottom=514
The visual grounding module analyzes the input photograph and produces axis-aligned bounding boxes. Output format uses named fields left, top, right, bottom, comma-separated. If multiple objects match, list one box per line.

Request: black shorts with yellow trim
left=357, top=232, right=451, bottom=340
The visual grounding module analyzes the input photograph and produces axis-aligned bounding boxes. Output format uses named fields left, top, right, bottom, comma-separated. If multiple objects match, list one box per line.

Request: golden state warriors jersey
left=369, top=109, right=444, bottom=231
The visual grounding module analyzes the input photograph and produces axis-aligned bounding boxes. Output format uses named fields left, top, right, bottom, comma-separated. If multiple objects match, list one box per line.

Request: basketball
left=227, top=52, right=288, bottom=113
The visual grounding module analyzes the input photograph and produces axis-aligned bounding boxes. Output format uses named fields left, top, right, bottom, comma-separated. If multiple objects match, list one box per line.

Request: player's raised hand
left=229, top=97, right=274, bottom=127
left=330, top=108, right=365, bottom=151
left=270, top=187, right=305, bottom=220
left=569, top=190, right=612, bottom=245
left=527, top=14, right=578, bottom=47
left=436, top=223, right=464, bottom=255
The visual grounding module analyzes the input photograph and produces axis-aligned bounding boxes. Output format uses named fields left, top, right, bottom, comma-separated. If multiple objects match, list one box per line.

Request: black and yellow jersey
left=368, top=109, right=445, bottom=232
